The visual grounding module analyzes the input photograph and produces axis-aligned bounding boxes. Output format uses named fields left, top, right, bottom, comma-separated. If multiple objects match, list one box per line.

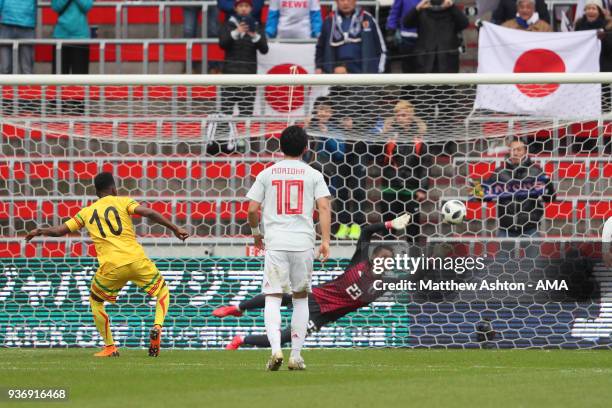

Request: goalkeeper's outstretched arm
left=349, top=214, right=411, bottom=266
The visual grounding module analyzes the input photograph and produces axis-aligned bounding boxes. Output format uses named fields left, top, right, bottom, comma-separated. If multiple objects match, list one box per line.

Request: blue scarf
left=330, top=8, right=364, bottom=47
left=478, top=175, right=550, bottom=201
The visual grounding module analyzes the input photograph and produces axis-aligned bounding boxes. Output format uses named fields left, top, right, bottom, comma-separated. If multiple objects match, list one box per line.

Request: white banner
left=255, top=43, right=317, bottom=116
left=474, top=22, right=601, bottom=117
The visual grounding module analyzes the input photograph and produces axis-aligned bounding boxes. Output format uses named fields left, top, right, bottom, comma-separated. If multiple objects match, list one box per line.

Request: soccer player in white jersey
left=603, top=216, right=612, bottom=267
left=246, top=125, right=332, bottom=371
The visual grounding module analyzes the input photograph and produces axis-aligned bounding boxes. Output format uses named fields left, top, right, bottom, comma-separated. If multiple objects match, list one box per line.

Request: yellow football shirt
left=65, top=196, right=148, bottom=273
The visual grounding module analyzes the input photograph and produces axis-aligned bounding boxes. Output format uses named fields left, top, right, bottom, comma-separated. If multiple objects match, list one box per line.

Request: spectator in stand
left=266, top=0, right=322, bottom=39
left=304, top=95, right=335, bottom=167
left=492, top=0, right=550, bottom=26
left=501, top=0, right=552, bottom=31
left=177, top=1, right=219, bottom=73
left=386, top=0, right=419, bottom=73
left=575, top=0, right=612, bottom=111
left=0, top=0, right=36, bottom=74
left=178, top=2, right=219, bottom=39
left=480, top=138, right=556, bottom=257
left=51, top=0, right=93, bottom=75
left=218, top=0, right=268, bottom=116
left=315, top=0, right=387, bottom=73
left=403, top=0, right=469, bottom=74
left=218, top=0, right=264, bottom=23
left=327, top=111, right=367, bottom=240
left=377, top=100, right=430, bottom=242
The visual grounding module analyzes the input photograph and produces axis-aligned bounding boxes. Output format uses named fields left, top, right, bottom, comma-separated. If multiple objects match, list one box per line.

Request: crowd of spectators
left=3, top=0, right=612, bottom=75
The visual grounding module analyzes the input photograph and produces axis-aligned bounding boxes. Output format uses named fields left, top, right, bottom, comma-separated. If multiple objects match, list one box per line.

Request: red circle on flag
left=513, top=49, right=566, bottom=97
left=264, top=64, right=308, bottom=113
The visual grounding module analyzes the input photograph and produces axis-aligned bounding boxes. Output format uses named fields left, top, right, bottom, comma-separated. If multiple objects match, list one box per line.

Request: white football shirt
left=269, top=0, right=321, bottom=39
left=602, top=216, right=612, bottom=246
left=601, top=217, right=612, bottom=252
left=246, top=159, right=331, bottom=251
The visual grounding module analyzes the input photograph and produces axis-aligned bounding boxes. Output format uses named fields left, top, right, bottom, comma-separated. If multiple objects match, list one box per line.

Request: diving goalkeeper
left=212, top=214, right=411, bottom=349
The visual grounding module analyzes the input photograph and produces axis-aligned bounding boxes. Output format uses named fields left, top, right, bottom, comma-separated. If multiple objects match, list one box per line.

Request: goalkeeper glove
left=387, top=214, right=411, bottom=231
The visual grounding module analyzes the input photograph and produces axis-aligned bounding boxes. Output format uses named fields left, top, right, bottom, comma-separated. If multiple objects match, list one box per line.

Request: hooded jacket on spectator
left=219, top=15, right=268, bottom=74
left=51, top=0, right=93, bottom=39
left=386, top=0, right=419, bottom=39
left=403, top=5, right=469, bottom=73
left=316, top=7, right=386, bottom=73
left=0, top=0, right=37, bottom=28
left=483, top=157, right=556, bottom=234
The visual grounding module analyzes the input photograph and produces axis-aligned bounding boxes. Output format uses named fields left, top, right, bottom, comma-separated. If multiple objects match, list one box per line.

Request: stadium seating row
left=459, top=158, right=612, bottom=180
left=1, top=122, right=290, bottom=140
left=0, top=198, right=249, bottom=221
left=0, top=159, right=274, bottom=180
left=1, top=157, right=608, bottom=183
left=0, top=197, right=609, bottom=223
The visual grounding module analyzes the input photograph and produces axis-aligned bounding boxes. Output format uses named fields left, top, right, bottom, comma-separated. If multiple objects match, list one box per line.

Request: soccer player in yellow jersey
left=25, top=172, right=189, bottom=357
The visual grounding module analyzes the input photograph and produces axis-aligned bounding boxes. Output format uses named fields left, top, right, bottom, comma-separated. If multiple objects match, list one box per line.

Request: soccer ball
left=442, top=200, right=466, bottom=224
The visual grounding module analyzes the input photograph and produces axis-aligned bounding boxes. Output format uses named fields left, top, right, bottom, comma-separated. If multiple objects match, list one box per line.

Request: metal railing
left=0, top=38, right=220, bottom=74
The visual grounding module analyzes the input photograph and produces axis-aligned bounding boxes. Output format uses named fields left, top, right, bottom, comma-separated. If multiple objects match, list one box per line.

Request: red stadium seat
left=14, top=201, right=37, bottom=219
left=0, top=202, right=10, bottom=219
left=151, top=201, right=173, bottom=218
left=59, top=161, right=98, bottom=179
left=30, top=162, right=55, bottom=179
left=590, top=201, right=612, bottom=219
left=468, top=162, right=497, bottom=179
left=0, top=242, right=21, bottom=257
left=41, top=201, right=54, bottom=218
left=42, top=242, right=66, bottom=257
left=465, top=201, right=496, bottom=220
left=58, top=201, right=82, bottom=218
left=117, top=161, right=144, bottom=179
left=250, top=162, right=274, bottom=177
left=544, top=201, right=586, bottom=219
left=160, top=162, right=189, bottom=179
left=192, top=202, right=216, bottom=220
left=206, top=162, right=246, bottom=179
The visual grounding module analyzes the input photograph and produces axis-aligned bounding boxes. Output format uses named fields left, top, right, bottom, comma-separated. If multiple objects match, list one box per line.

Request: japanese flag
left=255, top=43, right=316, bottom=116
left=474, top=22, right=601, bottom=117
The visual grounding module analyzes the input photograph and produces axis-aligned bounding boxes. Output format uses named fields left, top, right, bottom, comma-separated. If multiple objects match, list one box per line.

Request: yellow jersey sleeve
left=122, top=197, right=140, bottom=215
left=65, top=211, right=86, bottom=232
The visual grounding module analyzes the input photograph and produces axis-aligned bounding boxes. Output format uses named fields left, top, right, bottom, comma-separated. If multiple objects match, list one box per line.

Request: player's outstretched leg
left=149, top=283, right=170, bottom=357
left=213, top=294, right=292, bottom=318
left=264, top=295, right=284, bottom=371
left=226, top=328, right=292, bottom=350
left=90, top=295, right=119, bottom=357
left=288, top=293, right=309, bottom=370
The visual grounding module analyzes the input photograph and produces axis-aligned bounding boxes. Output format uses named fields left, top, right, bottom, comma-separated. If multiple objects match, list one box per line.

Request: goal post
left=0, top=73, right=610, bottom=349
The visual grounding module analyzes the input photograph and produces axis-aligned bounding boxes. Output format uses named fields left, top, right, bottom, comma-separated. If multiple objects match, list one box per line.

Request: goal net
left=0, top=74, right=610, bottom=349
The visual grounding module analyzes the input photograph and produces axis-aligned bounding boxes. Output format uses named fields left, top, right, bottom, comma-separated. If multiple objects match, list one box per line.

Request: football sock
left=154, top=285, right=170, bottom=327
left=244, top=329, right=292, bottom=348
left=290, top=296, right=309, bottom=359
left=264, top=296, right=283, bottom=354
left=90, top=296, right=114, bottom=346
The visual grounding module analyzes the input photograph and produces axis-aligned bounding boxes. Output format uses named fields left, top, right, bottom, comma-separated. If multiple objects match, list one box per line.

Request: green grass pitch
left=1, top=349, right=611, bottom=408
